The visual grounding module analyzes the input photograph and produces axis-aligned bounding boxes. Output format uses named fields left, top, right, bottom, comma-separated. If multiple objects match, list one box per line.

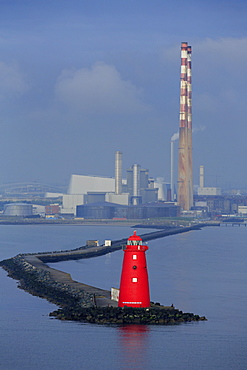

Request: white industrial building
left=197, top=187, right=221, bottom=196
left=67, top=174, right=115, bottom=195
left=61, top=174, right=117, bottom=214
left=238, top=206, right=247, bottom=216
left=60, top=152, right=165, bottom=215
left=62, top=194, right=85, bottom=214
left=197, top=165, right=221, bottom=196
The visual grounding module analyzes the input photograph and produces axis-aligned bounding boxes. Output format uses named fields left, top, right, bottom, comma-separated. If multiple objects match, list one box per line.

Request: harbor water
left=0, top=224, right=247, bottom=369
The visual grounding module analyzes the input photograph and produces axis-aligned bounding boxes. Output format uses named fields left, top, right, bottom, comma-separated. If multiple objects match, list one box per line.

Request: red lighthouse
left=118, top=231, right=150, bottom=308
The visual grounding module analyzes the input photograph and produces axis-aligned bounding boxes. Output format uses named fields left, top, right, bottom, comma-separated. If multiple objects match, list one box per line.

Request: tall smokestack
left=178, top=42, right=189, bottom=210
left=115, top=151, right=122, bottom=195
left=132, top=164, right=140, bottom=205
left=199, top=165, right=204, bottom=188
left=170, top=139, right=174, bottom=201
left=187, top=45, right=193, bottom=209
left=177, top=42, right=193, bottom=211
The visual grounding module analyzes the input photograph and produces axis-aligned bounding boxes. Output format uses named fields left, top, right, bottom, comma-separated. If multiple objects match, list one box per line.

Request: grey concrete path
left=24, top=255, right=118, bottom=307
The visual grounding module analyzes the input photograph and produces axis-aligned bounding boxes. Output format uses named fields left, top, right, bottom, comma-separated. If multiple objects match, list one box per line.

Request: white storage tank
left=4, top=203, right=33, bottom=217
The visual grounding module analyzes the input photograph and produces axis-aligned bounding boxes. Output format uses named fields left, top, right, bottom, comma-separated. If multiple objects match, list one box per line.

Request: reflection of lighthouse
left=118, top=231, right=150, bottom=308
left=117, top=325, right=149, bottom=369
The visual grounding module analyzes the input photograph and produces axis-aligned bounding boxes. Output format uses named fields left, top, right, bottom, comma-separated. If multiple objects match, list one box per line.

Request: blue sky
left=1, top=0, right=247, bottom=190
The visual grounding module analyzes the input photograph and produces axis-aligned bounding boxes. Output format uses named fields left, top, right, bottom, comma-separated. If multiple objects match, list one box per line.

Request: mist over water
left=1, top=225, right=247, bottom=369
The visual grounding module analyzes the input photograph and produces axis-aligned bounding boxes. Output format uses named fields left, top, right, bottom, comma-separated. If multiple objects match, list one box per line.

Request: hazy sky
left=1, top=0, right=247, bottom=190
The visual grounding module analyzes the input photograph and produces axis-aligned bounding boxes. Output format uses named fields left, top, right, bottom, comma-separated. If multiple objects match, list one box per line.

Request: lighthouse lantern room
left=118, top=231, right=150, bottom=308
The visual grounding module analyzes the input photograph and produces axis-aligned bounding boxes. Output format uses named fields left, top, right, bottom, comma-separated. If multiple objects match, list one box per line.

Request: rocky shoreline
left=50, top=306, right=207, bottom=325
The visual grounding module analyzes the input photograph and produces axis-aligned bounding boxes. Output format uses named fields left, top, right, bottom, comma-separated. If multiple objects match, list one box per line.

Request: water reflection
left=117, top=325, right=150, bottom=368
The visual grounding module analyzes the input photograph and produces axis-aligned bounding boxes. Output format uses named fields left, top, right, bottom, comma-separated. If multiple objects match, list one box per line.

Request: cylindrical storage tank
left=4, top=203, right=33, bottom=216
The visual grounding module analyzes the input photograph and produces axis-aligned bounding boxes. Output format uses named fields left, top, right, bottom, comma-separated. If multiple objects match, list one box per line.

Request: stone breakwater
left=50, top=305, right=207, bottom=325
left=0, top=225, right=208, bottom=325
left=0, top=255, right=96, bottom=308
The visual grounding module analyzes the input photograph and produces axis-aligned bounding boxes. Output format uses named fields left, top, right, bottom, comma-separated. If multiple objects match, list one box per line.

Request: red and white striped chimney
left=178, top=42, right=188, bottom=210
left=179, top=42, right=188, bottom=128
left=178, top=42, right=193, bottom=211
left=187, top=45, right=193, bottom=209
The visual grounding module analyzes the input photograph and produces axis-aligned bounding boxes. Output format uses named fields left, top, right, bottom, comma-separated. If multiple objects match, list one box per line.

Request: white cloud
left=193, top=37, right=247, bottom=86
left=195, top=37, right=247, bottom=63
left=54, top=62, right=150, bottom=115
left=0, top=61, right=28, bottom=97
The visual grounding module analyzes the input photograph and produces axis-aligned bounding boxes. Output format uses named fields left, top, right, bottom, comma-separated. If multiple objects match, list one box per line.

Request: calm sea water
left=0, top=224, right=247, bottom=369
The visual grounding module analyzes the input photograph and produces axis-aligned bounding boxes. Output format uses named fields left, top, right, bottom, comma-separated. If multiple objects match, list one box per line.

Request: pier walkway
left=23, top=255, right=118, bottom=307
left=29, top=224, right=203, bottom=263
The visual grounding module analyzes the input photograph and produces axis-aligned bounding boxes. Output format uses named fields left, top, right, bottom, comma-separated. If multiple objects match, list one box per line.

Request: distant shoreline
left=0, top=216, right=220, bottom=228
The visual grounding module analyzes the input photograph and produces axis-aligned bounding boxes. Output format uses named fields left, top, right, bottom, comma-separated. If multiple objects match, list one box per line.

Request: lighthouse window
left=132, top=255, right=137, bottom=260
left=127, top=240, right=142, bottom=246
left=132, top=278, right=138, bottom=283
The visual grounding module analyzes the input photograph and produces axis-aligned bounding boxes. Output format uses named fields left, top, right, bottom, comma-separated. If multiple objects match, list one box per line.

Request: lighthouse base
left=50, top=304, right=207, bottom=325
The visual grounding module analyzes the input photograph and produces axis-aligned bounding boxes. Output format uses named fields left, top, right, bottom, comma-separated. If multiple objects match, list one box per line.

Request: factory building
left=154, top=178, right=170, bottom=201
left=45, top=204, right=60, bottom=215
left=76, top=201, right=180, bottom=219
left=105, top=192, right=129, bottom=205
left=238, top=206, right=247, bottom=216
left=61, top=151, right=160, bottom=215
left=197, top=166, right=221, bottom=196
left=62, top=194, right=85, bottom=215
left=197, top=187, right=221, bottom=196
left=61, top=174, right=116, bottom=214
left=67, top=174, right=115, bottom=195
left=76, top=201, right=119, bottom=219
left=127, top=164, right=158, bottom=205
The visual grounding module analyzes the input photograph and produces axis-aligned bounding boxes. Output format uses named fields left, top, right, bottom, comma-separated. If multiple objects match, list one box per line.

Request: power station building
left=61, top=151, right=165, bottom=215
left=197, top=165, right=221, bottom=196
left=76, top=201, right=180, bottom=219
left=61, top=174, right=117, bottom=214
left=61, top=151, right=177, bottom=218
left=127, top=164, right=158, bottom=205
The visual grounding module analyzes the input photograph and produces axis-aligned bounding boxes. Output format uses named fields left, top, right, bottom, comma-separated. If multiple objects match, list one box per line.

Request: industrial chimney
left=177, top=42, right=193, bottom=211
left=199, top=165, right=204, bottom=188
left=187, top=45, right=193, bottom=209
left=115, top=151, right=122, bottom=195
left=132, top=164, right=140, bottom=205
left=170, top=139, right=175, bottom=201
